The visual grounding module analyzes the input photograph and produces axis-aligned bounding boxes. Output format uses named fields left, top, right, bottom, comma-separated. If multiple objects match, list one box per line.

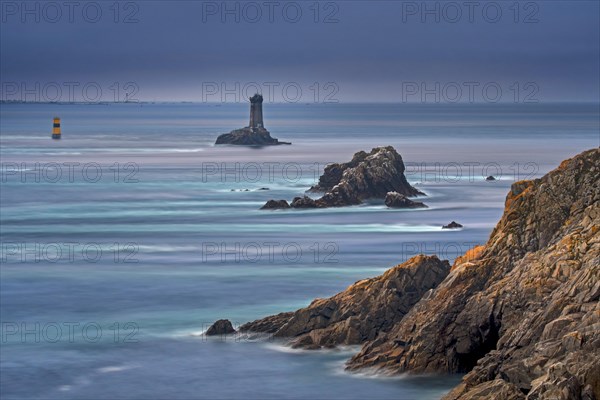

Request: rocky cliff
left=347, top=148, right=599, bottom=399
left=240, top=255, right=451, bottom=349
left=262, top=146, right=424, bottom=209
left=219, top=149, right=599, bottom=398
left=240, top=148, right=599, bottom=399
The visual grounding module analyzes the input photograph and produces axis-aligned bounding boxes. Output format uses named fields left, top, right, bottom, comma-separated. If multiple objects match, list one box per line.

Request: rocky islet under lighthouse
left=215, top=94, right=291, bottom=146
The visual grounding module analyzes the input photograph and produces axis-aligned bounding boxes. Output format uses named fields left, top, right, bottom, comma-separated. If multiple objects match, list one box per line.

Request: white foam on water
left=97, top=364, right=136, bottom=373
left=137, top=244, right=200, bottom=253
left=170, top=148, right=205, bottom=153
left=263, top=342, right=361, bottom=355
left=262, top=342, right=306, bottom=354
left=336, top=365, right=410, bottom=380
left=55, top=376, right=91, bottom=394
left=0, top=168, right=33, bottom=172
left=187, top=329, right=208, bottom=337
left=42, top=152, right=82, bottom=155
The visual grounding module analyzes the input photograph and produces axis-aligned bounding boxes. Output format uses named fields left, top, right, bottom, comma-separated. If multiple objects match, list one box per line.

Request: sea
left=1, top=102, right=598, bottom=399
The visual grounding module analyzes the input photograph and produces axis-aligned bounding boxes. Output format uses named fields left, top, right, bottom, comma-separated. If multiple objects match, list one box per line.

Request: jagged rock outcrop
left=309, top=146, right=424, bottom=201
left=206, top=319, right=236, bottom=336
left=346, top=148, right=600, bottom=400
left=385, top=192, right=428, bottom=208
left=308, top=150, right=370, bottom=193
left=239, top=255, right=451, bottom=349
left=261, top=146, right=424, bottom=209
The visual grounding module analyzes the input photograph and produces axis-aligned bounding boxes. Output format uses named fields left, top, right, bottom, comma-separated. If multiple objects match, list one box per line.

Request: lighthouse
left=214, top=93, right=290, bottom=145
left=52, top=117, right=61, bottom=139
left=248, top=94, right=264, bottom=129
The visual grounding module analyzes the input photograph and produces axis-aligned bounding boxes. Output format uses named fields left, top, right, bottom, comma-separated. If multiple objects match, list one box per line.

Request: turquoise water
left=1, top=103, right=598, bottom=399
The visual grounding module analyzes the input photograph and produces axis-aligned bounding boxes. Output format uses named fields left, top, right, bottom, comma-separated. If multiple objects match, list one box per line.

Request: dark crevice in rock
left=456, top=313, right=502, bottom=372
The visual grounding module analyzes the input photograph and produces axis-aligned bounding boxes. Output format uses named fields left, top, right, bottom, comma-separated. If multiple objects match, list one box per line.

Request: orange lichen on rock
left=452, top=245, right=486, bottom=271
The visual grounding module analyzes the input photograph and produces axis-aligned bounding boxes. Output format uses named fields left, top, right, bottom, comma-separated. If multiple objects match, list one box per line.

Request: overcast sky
left=1, top=1, right=599, bottom=102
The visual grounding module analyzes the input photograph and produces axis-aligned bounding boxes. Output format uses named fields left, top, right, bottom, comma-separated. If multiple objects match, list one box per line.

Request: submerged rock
left=260, top=200, right=290, bottom=210
left=385, top=192, right=428, bottom=208
left=206, top=319, right=236, bottom=336
left=442, top=221, right=463, bottom=229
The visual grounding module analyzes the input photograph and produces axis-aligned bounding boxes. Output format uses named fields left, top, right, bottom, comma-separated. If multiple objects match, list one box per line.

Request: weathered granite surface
left=239, top=255, right=451, bottom=349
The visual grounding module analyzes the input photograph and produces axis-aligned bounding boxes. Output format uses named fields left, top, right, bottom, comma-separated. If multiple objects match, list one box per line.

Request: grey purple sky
left=1, top=0, right=599, bottom=102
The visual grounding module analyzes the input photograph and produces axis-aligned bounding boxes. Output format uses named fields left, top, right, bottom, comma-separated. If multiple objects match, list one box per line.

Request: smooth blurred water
left=1, top=102, right=598, bottom=399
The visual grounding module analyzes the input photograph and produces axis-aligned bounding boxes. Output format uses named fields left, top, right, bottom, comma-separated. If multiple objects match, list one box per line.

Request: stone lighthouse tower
left=214, top=92, right=290, bottom=145
left=249, top=94, right=264, bottom=130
